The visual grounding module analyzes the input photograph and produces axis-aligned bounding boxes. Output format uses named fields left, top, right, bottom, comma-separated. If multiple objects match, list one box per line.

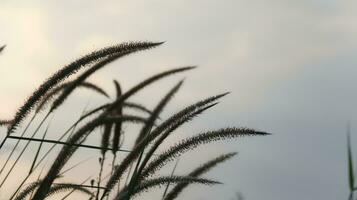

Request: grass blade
left=162, top=158, right=180, bottom=199
left=348, top=123, right=355, bottom=192
left=29, top=115, right=54, bottom=174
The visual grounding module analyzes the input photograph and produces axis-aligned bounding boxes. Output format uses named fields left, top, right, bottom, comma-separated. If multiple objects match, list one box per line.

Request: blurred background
left=1, top=1, right=357, bottom=199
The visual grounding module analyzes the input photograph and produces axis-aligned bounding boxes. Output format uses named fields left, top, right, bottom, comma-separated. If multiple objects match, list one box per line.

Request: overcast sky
left=1, top=1, right=357, bottom=199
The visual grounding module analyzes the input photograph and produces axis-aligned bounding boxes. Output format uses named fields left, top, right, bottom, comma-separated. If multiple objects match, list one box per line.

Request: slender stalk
left=96, top=155, right=105, bottom=199
left=0, top=114, right=36, bottom=176
left=60, top=157, right=92, bottom=176
left=0, top=113, right=35, bottom=150
left=124, top=164, right=134, bottom=187
left=32, top=102, right=97, bottom=172
left=7, top=136, right=134, bottom=153
left=10, top=98, right=91, bottom=199
left=9, top=157, right=50, bottom=200
left=60, top=176, right=92, bottom=200
left=29, top=115, right=54, bottom=174
left=161, top=158, right=180, bottom=199
left=29, top=157, right=50, bottom=199
left=0, top=112, right=50, bottom=188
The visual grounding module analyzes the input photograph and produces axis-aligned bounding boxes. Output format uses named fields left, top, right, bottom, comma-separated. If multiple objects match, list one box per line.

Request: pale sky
left=1, top=0, right=357, bottom=199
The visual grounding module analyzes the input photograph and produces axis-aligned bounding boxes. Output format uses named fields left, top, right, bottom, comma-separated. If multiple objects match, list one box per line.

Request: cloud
left=0, top=3, right=55, bottom=118
left=1, top=1, right=357, bottom=199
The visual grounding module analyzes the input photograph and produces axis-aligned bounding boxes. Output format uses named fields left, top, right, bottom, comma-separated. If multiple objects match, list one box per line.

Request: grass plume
left=8, top=41, right=162, bottom=134
left=164, top=152, right=237, bottom=200
left=142, top=128, right=268, bottom=178
left=114, top=176, right=220, bottom=200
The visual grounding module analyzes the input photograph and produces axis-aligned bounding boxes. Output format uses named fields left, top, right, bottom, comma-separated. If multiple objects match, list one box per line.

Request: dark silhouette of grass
left=0, top=42, right=269, bottom=200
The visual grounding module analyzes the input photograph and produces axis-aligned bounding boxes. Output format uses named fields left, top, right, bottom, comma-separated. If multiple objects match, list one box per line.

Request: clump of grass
left=0, top=41, right=270, bottom=200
